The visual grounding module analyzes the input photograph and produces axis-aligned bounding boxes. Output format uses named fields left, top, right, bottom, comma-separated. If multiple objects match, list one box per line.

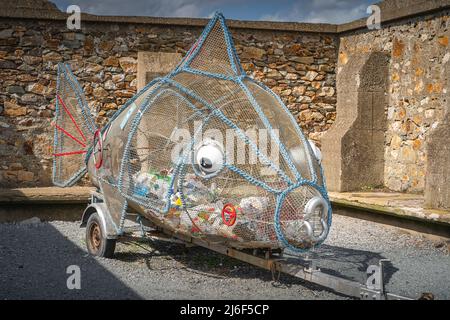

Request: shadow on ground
left=114, top=236, right=396, bottom=297
left=0, top=221, right=399, bottom=299
left=300, top=244, right=398, bottom=284
left=0, top=223, right=141, bottom=299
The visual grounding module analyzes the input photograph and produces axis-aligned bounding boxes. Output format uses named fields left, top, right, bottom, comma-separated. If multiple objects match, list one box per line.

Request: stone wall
left=0, top=7, right=337, bottom=188
left=1, top=0, right=450, bottom=204
left=338, top=9, right=450, bottom=193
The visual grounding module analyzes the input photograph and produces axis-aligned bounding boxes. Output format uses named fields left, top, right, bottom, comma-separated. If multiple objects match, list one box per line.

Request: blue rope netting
left=53, top=11, right=332, bottom=252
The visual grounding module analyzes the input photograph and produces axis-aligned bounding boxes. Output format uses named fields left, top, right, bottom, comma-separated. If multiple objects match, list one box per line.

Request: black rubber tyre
left=85, top=212, right=116, bottom=258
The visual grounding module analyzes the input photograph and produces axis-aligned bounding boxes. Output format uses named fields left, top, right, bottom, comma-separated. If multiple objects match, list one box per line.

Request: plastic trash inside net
left=52, top=12, right=332, bottom=252
left=134, top=170, right=172, bottom=202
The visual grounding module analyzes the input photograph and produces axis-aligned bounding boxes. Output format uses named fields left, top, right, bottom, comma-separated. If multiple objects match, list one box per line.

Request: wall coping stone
left=1, top=0, right=449, bottom=35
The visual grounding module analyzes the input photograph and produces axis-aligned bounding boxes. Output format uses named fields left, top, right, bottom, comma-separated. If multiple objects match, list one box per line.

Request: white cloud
left=59, top=0, right=211, bottom=17
left=260, top=0, right=373, bottom=24
left=63, top=0, right=246, bottom=18
left=304, top=3, right=369, bottom=23
left=53, top=0, right=374, bottom=23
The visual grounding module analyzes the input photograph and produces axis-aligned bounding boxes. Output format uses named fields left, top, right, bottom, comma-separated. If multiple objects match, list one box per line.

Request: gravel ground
left=0, top=209, right=449, bottom=300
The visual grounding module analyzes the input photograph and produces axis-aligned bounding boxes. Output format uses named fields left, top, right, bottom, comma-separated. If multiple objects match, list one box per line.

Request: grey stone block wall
left=0, top=12, right=337, bottom=188
left=336, top=9, right=450, bottom=195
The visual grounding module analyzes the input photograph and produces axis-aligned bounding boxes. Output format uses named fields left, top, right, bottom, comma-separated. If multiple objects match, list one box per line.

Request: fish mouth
left=274, top=185, right=330, bottom=251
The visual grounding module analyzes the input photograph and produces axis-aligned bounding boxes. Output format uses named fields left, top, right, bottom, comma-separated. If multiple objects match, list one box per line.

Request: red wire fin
left=53, top=150, right=87, bottom=157
left=57, top=94, right=87, bottom=142
left=55, top=124, right=86, bottom=148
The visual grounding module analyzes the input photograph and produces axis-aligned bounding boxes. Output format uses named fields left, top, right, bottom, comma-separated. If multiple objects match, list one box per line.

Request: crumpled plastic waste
left=235, top=197, right=271, bottom=241
left=168, top=191, right=183, bottom=208
left=134, top=170, right=172, bottom=203
left=182, top=174, right=219, bottom=206
left=179, top=202, right=223, bottom=234
left=239, top=197, right=269, bottom=216
left=282, top=219, right=313, bottom=248
left=284, top=220, right=306, bottom=239
left=174, top=196, right=273, bottom=242
left=134, top=168, right=275, bottom=242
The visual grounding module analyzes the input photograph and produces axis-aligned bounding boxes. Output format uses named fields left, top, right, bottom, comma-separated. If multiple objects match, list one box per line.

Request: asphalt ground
left=0, top=209, right=448, bottom=299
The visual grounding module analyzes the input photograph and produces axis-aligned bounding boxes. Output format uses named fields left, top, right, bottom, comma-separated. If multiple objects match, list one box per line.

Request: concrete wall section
left=338, top=9, right=450, bottom=193
left=322, top=52, right=389, bottom=191
left=424, top=62, right=450, bottom=209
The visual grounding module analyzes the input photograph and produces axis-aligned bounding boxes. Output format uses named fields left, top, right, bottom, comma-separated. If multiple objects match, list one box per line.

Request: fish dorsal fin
left=182, top=12, right=243, bottom=77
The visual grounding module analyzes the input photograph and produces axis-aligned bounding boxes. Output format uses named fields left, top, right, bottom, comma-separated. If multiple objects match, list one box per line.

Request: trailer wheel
left=86, top=212, right=116, bottom=258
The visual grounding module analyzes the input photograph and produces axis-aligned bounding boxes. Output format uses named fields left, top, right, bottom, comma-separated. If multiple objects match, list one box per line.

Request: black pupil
left=200, top=157, right=213, bottom=169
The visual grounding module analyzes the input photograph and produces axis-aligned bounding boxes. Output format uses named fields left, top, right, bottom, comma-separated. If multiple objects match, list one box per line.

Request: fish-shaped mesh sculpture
left=53, top=12, right=331, bottom=252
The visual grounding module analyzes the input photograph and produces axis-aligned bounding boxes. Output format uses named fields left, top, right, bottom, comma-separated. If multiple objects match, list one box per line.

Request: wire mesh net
left=171, top=72, right=297, bottom=185
left=278, top=185, right=327, bottom=249
left=188, top=19, right=239, bottom=77
left=120, top=87, right=206, bottom=211
left=53, top=64, right=96, bottom=186
left=114, top=13, right=331, bottom=250
left=245, top=79, right=325, bottom=185
left=178, top=166, right=280, bottom=245
left=50, top=12, right=333, bottom=251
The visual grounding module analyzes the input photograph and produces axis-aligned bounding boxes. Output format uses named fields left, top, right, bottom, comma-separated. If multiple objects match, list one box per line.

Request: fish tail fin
left=52, top=63, right=97, bottom=187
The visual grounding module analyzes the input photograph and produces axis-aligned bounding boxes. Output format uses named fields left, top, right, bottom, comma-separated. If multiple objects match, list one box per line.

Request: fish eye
left=194, top=140, right=224, bottom=176
left=200, top=157, right=213, bottom=169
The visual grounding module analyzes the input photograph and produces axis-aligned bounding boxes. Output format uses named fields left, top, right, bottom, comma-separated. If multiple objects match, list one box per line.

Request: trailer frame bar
left=122, top=213, right=415, bottom=300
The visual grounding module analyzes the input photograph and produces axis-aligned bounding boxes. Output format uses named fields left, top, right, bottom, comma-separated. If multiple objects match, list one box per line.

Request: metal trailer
left=81, top=190, right=414, bottom=300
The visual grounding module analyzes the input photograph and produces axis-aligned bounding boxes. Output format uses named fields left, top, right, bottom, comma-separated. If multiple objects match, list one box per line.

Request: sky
left=52, top=0, right=376, bottom=24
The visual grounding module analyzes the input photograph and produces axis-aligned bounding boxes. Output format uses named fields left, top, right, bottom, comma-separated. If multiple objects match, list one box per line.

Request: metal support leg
left=304, top=257, right=320, bottom=273
left=379, top=259, right=389, bottom=299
